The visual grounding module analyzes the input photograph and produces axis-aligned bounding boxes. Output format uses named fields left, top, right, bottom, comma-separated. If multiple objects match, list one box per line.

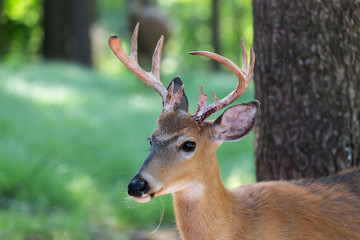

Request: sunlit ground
left=0, top=61, right=255, bottom=239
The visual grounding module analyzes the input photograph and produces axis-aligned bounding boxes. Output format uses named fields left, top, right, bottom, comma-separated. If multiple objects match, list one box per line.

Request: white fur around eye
left=180, top=150, right=196, bottom=159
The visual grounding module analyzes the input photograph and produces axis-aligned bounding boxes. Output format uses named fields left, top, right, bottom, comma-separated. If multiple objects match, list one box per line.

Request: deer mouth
left=131, top=192, right=155, bottom=203
left=132, top=195, right=151, bottom=203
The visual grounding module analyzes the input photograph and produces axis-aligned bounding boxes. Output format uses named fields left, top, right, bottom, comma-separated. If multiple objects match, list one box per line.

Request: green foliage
left=0, top=0, right=255, bottom=238
left=156, top=0, right=253, bottom=71
left=0, top=0, right=253, bottom=71
left=0, top=62, right=255, bottom=238
left=0, top=0, right=43, bottom=63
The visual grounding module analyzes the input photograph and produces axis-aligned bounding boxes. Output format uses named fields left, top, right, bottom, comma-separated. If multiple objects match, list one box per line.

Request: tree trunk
left=211, top=0, right=220, bottom=71
left=0, top=0, right=4, bottom=56
left=253, top=0, right=360, bottom=181
left=42, top=0, right=95, bottom=66
left=128, top=0, right=169, bottom=70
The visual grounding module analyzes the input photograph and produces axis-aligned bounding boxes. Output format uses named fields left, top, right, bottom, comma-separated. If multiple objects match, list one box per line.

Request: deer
left=109, top=23, right=360, bottom=240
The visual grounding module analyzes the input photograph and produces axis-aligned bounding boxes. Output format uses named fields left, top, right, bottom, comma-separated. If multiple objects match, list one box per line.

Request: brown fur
left=142, top=112, right=360, bottom=240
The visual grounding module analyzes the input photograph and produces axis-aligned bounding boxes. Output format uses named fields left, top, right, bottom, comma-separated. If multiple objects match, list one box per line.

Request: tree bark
left=253, top=0, right=360, bottom=181
left=42, top=0, right=95, bottom=66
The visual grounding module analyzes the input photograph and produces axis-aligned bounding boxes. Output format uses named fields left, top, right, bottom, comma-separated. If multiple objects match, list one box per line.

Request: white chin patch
left=132, top=195, right=151, bottom=203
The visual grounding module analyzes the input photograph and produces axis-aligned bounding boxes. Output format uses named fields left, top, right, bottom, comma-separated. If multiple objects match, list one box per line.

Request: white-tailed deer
left=109, top=23, right=360, bottom=240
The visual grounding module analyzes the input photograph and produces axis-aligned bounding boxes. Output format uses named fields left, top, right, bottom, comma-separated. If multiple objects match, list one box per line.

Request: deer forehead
left=154, top=111, right=202, bottom=139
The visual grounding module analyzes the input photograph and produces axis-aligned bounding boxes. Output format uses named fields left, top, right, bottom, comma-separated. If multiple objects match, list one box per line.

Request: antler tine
left=246, top=47, right=255, bottom=86
left=241, top=38, right=248, bottom=72
left=189, top=40, right=255, bottom=123
left=109, top=23, right=184, bottom=113
left=130, top=22, right=139, bottom=63
left=151, top=35, right=164, bottom=80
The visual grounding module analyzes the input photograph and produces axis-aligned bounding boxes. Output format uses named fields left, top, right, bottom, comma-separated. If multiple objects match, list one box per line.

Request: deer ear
left=166, top=76, right=189, bottom=113
left=213, top=101, right=259, bottom=142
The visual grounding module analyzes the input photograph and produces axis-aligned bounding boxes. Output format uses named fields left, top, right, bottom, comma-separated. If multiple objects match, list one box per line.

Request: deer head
left=109, top=23, right=258, bottom=203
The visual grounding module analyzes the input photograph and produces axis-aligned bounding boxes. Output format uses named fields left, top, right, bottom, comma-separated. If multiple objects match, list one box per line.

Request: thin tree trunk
left=42, top=0, right=95, bottom=66
left=71, top=0, right=94, bottom=66
left=42, top=0, right=71, bottom=60
left=128, top=0, right=169, bottom=69
left=0, top=0, right=11, bottom=57
left=253, top=0, right=360, bottom=181
left=211, top=0, right=220, bottom=71
left=0, top=0, right=4, bottom=56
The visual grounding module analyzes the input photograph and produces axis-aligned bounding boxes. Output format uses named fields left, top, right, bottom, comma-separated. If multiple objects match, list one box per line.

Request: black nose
left=127, top=177, right=149, bottom=197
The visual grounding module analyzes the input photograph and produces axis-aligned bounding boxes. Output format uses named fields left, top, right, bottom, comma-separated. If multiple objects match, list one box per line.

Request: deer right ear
left=166, top=76, right=189, bottom=113
left=213, top=100, right=259, bottom=142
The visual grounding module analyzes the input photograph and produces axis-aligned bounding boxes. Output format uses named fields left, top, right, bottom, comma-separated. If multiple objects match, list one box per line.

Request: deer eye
left=181, top=141, right=196, bottom=152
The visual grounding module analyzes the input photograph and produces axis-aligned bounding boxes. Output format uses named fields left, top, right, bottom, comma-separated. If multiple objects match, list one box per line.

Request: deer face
left=127, top=111, right=203, bottom=203
left=127, top=82, right=259, bottom=203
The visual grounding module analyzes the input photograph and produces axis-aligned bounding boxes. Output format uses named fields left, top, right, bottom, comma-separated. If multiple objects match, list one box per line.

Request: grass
left=0, top=61, right=255, bottom=239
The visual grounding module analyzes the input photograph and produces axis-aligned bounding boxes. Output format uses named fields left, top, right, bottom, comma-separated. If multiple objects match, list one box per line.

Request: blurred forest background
left=0, top=0, right=254, bottom=239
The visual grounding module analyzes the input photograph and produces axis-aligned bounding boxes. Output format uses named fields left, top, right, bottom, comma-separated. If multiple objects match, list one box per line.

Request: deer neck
left=172, top=154, right=237, bottom=240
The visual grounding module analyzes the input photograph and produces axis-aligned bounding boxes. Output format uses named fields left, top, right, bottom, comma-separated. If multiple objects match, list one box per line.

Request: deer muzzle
left=127, top=175, right=153, bottom=203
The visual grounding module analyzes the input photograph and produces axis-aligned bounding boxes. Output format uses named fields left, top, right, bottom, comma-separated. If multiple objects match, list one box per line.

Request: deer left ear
left=213, top=100, right=259, bottom=142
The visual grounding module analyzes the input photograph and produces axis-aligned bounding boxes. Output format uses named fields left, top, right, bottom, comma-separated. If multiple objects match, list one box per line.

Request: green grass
left=0, top=61, right=255, bottom=239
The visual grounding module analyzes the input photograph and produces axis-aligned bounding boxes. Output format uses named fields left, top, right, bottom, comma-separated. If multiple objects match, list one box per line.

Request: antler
left=108, top=23, right=184, bottom=113
left=190, top=39, right=255, bottom=123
